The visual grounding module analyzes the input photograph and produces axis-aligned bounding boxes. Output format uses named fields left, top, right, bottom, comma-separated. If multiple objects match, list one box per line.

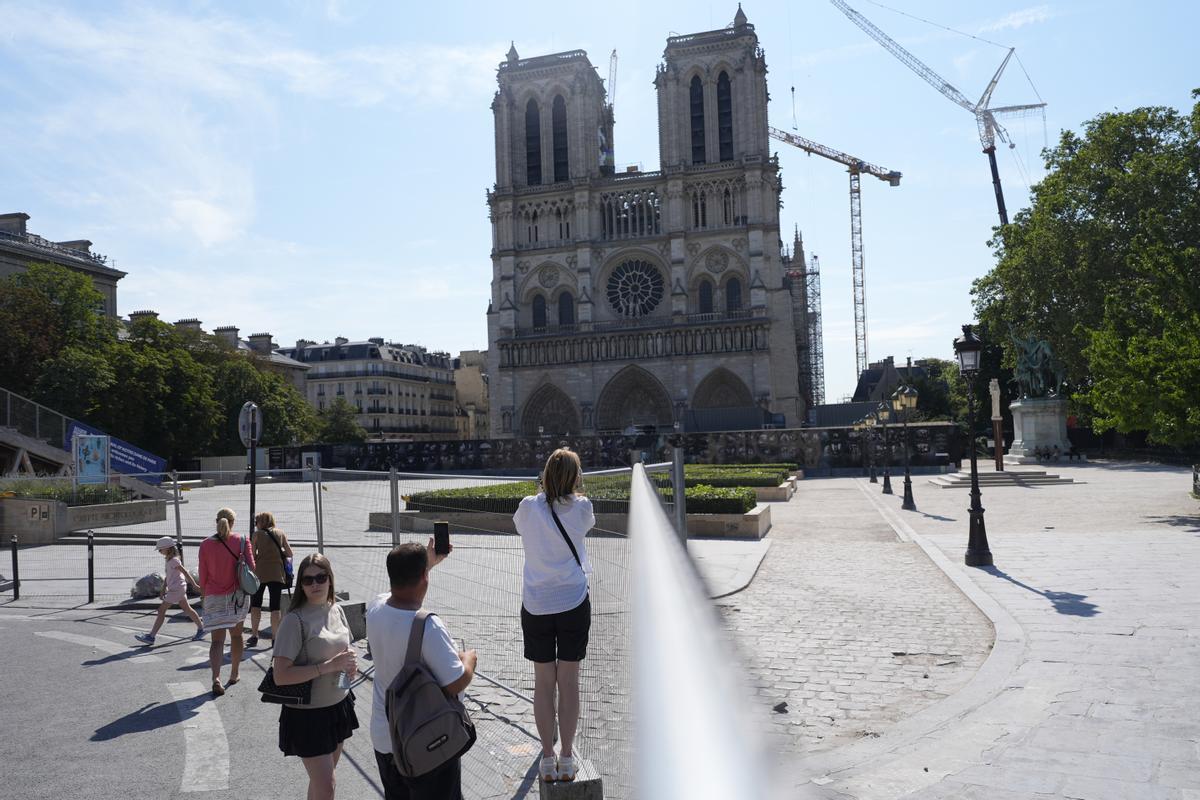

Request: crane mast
left=769, top=126, right=901, bottom=380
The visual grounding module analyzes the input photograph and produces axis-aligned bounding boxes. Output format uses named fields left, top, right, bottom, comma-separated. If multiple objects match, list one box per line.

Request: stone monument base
left=1007, top=397, right=1070, bottom=464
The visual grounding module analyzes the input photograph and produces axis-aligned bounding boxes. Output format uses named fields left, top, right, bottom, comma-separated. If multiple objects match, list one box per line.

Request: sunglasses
left=300, top=573, right=329, bottom=587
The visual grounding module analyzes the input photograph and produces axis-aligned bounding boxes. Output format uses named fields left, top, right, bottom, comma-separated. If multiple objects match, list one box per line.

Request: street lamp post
left=878, top=401, right=893, bottom=495
left=954, top=324, right=993, bottom=567
left=893, top=382, right=919, bottom=511
left=866, top=412, right=878, bottom=483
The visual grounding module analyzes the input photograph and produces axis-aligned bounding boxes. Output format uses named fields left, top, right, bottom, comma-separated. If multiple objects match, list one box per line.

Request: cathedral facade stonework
left=486, top=9, right=803, bottom=438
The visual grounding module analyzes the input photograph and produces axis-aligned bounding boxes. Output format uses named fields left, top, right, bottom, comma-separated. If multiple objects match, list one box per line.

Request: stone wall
left=270, top=422, right=961, bottom=475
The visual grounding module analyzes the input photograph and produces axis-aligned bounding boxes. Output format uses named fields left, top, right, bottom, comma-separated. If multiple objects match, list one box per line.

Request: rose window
left=606, top=260, right=664, bottom=318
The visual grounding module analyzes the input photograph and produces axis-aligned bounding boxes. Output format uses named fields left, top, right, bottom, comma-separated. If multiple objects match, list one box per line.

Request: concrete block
left=339, top=601, right=367, bottom=642
left=537, top=759, right=602, bottom=800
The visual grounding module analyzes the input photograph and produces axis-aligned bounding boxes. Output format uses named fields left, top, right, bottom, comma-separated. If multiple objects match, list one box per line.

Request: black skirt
left=278, top=691, right=359, bottom=758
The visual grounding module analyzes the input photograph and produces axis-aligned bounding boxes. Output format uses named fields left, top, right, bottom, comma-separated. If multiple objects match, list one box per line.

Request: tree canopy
left=317, top=398, right=367, bottom=444
left=973, top=90, right=1200, bottom=446
left=0, top=263, right=321, bottom=463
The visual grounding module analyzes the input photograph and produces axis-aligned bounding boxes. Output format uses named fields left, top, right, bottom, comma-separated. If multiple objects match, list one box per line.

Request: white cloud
left=976, top=6, right=1054, bottom=34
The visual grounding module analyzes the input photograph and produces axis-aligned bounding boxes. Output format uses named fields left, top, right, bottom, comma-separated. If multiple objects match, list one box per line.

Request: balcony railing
left=512, top=309, right=759, bottom=339
left=366, top=387, right=387, bottom=395
left=0, top=229, right=113, bottom=268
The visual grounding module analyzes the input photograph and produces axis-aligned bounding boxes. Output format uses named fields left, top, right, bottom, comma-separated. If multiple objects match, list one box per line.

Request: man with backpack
left=367, top=541, right=477, bottom=799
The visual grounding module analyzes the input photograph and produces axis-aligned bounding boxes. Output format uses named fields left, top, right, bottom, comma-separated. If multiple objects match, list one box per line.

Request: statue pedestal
left=1007, top=397, right=1070, bottom=464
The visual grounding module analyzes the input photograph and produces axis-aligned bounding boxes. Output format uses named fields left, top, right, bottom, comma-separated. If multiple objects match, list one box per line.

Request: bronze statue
left=1009, top=329, right=1065, bottom=398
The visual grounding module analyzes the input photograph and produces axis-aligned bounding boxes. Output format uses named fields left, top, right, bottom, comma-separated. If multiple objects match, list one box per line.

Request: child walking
left=136, top=536, right=205, bottom=645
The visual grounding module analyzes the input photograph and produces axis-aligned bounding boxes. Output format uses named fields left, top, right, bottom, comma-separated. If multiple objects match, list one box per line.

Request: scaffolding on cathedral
left=785, top=231, right=826, bottom=414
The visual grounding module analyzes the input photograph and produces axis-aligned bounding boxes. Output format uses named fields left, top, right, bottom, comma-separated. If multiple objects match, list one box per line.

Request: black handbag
left=258, top=614, right=313, bottom=705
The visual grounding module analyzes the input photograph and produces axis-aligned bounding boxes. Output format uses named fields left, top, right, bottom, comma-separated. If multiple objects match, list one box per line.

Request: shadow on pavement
left=83, top=648, right=162, bottom=667
left=979, top=566, right=1100, bottom=617
left=1145, top=514, right=1200, bottom=533
left=91, top=695, right=204, bottom=741
left=919, top=512, right=956, bottom=522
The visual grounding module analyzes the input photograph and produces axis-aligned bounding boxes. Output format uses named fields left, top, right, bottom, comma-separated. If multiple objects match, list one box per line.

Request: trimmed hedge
left=406, top=472, right=757, bottom=516
left=702, top=462, right=799, bottom=472
left=0, top=481, right=126, bottom=507
left=684, top=467, right=789, bottom=488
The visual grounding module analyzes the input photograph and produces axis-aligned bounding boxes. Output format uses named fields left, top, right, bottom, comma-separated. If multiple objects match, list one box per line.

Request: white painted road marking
left=35, top=631, right=163, bottom=664
left=168, top=681, right=230, bottom=792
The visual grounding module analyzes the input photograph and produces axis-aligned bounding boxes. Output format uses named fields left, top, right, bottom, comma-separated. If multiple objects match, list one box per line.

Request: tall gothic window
left=717, top=71, right=733, bottom=162
left=525, top=99, right=542, bottom=186
left=532, top=294, right=547, bottom=329
left=726, top=277, right=743, bottom=312
left=552, top=95, right=569, bottom=182
left=698, top=279, right=714, bottom=314
left=690, top=76, right=706, bottom=165
left=558, top=291, right=575, bottom=325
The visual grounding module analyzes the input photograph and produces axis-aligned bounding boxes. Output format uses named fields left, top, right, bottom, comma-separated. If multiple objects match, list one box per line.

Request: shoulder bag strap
left=218, top=535, right=239, bottom=561
left=404, top=609, right=433, bottom=666
left=548, top=502, right=583, bottom=569
left=265, top=528, right=286, bottom=560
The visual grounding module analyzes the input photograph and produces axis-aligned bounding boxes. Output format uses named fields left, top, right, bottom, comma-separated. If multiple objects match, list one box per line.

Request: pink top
left=198, top=533, right=255, bottom=596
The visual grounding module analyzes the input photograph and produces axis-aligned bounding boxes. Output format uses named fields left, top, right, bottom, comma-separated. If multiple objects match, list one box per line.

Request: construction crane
left=830, top=0, right=1045, bottom=226
left=607, top=50, right=618, bottom=111
left=769, top=126, right=900, bottom=380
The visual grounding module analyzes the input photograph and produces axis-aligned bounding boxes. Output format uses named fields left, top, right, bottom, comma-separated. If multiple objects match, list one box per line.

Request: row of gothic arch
left=516, top=365, right=753, bottom=436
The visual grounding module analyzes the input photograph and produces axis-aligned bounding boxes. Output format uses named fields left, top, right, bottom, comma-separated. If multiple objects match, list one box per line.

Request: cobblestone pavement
left=716, top=478, right=994, bottom=757
left=797, top=462, right=1200, bottom=799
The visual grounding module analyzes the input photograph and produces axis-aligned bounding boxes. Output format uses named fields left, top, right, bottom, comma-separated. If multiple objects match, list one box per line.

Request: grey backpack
left=386, top=610, right=476, bottom=777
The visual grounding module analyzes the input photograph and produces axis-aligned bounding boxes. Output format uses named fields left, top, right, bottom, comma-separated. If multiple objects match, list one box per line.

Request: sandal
left=226, top=676, right=239, bottom=688
left=538, top=756, right=558, bottom=783
left=211, top=680, right=225, bottom=697
left=558, top=755, right=578, bottom=782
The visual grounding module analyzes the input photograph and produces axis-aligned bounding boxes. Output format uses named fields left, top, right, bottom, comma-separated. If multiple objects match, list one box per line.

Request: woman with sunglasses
left=271, top=554, right=359, bottom=800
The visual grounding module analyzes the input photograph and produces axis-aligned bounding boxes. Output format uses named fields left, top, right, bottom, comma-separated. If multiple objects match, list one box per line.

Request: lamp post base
left=869, top=466, right=878, bottom=484
left=882, top=473, right=893, bottom=494
left=965, top=508, right=992, bottom=567
left=901, top=475, right=916, bottom=511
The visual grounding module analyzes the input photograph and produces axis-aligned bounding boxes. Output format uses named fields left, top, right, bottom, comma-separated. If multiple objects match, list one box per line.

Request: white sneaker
left=558, top=755, right=578, bottom=782
left=538, top=756, right=558, bottom=783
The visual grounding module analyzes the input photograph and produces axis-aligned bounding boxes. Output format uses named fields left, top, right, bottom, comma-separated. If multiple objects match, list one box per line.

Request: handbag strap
left=262, top=528, right=287, bottom=561
left=404, top=609, right=433, bottom=666
left=217, top=535, right=245, bottom=565
left=548, top=501, right=583, bottom=570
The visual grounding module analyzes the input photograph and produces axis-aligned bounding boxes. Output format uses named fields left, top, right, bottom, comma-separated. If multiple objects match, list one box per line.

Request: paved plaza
left=1, top=461, right=1197, bottom=798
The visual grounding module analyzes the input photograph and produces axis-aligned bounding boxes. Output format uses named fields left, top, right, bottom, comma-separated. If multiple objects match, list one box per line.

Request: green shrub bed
left=702, top=462, right=799, bottom=472
left=0, top=481, right=126, bottom=507
left=406, top=471, right=757, bottom=516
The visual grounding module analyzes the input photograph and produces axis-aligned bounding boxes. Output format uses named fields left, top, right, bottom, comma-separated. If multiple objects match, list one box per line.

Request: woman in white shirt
left=513, top=448, right=595, bottom=783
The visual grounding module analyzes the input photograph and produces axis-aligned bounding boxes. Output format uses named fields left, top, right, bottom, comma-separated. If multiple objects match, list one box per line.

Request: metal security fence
left=4, top=462, right=681, bottom=800
left=0, top=387, right=71, bottom=450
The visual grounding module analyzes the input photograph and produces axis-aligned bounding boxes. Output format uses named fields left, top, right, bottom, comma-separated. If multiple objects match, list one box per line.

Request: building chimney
left=128, top=310, right=159, bottom=323
left=174, top=318, right=203, bottom=332
left=213, top=325, right=240, bottom=348
left=248, top=333, right=274, bottom=355
left=56, top=239, right=93, bottom=254
left=0, top=212, right=30, bottom=236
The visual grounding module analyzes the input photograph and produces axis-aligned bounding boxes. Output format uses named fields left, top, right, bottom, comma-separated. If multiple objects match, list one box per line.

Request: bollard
left=389, top=467, right=401, bottom=548
left=87, top=530, right=95, bottom=604
left=10, top=535, right=18, bottom=601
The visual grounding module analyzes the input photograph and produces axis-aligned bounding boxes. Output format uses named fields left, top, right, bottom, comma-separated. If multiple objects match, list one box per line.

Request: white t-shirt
left=365, top=593, right=465, bottom=755
left=513, top=493, right=595, bottom=616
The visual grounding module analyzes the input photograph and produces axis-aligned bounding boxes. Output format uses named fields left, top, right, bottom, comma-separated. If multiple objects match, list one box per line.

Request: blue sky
left=2, top=1, right=1196, bottom=401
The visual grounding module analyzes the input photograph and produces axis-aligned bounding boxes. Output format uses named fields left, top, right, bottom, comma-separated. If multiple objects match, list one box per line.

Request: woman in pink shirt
left=198, top=507, right=255, bottom=696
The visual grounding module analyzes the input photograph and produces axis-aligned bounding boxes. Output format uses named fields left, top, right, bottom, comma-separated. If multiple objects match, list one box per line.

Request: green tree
left=973, top=90, right=1200, bottom=445
left=317, top=397, right=367, bottom=444
left=32, top=346, right=117, bottom=421
left=210, top=357, right=320, bottom=453
left=0, top=262, right=115, bottom=394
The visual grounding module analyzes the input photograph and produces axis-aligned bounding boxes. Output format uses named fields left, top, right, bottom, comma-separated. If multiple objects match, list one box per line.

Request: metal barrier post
left=10, top=535, right=18, bottom=600
left=87, top=530, right=95, bottom=604
left=171, top=470, right=184, bottom=562
left=389, top=467, right=400, bottom=548
left=315, top=470, right=325, bottom=555
left=671, top=443, right=687, bottom=543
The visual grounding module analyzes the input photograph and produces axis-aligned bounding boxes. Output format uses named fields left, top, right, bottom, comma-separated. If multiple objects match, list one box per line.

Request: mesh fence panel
left=3, top=463, right=679, bottom=798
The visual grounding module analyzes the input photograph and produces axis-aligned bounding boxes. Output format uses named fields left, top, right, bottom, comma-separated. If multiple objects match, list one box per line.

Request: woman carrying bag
left=198, top=507, right=256, bottom=696
left=513, top=448, right=595, bottom=783
left=271, top=553, right=359, bottom=800
left=248, top=511, right=293, bottom=648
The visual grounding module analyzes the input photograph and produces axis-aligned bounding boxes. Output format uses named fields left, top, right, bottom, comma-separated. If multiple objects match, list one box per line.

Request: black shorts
left=521, top=595, right=591, bottom=663
left=251, top=581, right=285, bottom=611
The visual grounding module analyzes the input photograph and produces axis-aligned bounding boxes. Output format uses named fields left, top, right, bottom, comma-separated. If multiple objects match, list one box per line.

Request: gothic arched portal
left=693, top=367, right=754, bottom=409
left=521, top=383, right=580, bottom=437
left=595, top=365, right=674, bottom=432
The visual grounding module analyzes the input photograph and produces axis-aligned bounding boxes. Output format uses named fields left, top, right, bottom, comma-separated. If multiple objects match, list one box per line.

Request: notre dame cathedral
left=486, top=7, right=807, bottom=438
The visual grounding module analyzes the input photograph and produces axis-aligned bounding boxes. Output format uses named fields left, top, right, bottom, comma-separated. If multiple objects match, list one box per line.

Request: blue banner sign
left=65, top=421, right=167, bottom=484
